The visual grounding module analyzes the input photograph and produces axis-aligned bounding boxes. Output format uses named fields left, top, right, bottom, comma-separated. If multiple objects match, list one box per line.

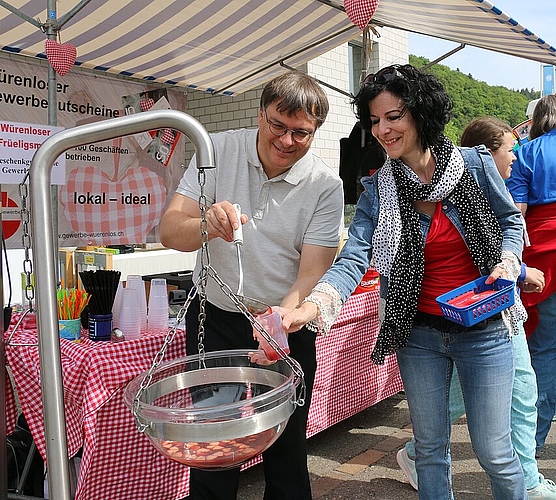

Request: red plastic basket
left=436, top=276, right=514, bottom=327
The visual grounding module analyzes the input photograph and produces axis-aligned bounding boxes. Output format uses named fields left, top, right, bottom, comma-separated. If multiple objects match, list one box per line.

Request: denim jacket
left=323, top=145, right=524, bottom=303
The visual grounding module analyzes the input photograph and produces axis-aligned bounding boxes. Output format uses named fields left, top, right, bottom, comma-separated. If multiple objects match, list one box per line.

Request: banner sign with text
left=0, top=54, right=187, bottom=248
left=542, top=64, right=555, bottom=96
left=0, top=120, right=65, bottom=184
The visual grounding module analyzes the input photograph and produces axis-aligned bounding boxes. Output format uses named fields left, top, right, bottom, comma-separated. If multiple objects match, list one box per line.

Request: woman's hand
left=485, top=263, right=508, bottom=285
left=521, top=266, right=545, bottom=293
left=282, top=301, right=319, bottom=334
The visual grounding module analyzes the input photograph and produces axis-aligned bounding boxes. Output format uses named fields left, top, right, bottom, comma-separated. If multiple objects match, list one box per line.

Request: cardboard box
left=74, top=250, right=114, bottom=289
left=58, top=248, right=75, bottom=289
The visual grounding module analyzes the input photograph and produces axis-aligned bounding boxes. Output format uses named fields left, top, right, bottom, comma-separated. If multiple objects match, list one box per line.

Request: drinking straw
left=78, top=270, right=121, bottom=315
left=57, top=288, right=91, bottom=320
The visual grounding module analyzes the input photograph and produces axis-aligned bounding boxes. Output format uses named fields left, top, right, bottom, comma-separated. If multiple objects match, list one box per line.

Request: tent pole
left=217, top=24, right=358, bottom=94
left=362, top=27, right=372, bottom=80
left=1, top=211, right=6, bottom=500
left=0, top=3, right=93, bottom=498
left=42, top=0, right=91, bottom=288
left=279, top=62, right=352, bottom=97
left=0, top=2, right=41, bottom=27
left=419, top=43, right=466, bottom=70
left=45, top=0, right=59, bottom=269
left=41, top=0, right=72, bottom=495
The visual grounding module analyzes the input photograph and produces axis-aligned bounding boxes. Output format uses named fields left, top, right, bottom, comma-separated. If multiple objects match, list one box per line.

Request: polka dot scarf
left=371, top=135, right=503, bottom=364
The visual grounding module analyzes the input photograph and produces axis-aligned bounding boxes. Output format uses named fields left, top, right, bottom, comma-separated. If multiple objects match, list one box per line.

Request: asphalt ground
left=236, top=392, right=556, bottom=499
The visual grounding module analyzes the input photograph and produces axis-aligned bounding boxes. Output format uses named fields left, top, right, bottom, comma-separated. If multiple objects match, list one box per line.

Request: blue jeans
left=528, top=292, right=556, bottom=455
left=511, top=329, right=540, bottom=489
left=397, top=320, right=526, bottom=500
left=446, top=326, right=539, bottom=489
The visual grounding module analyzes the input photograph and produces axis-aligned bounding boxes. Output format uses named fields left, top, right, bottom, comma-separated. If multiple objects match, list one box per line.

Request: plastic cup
left=111, top=281, right=123, bottom=330
left=148, top=278, right=168, bottom=331
left=118, top=287, right=141, bottom=340
left=59, top=319, right=82, bottom=342
left=254, top=310, right=289, bottom=361
left=126, top=275, right=147, bottom=332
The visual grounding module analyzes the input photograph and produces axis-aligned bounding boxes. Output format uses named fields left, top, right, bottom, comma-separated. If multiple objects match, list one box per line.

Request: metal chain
left=131, top=164, right=213, bottom=431
left=206, top=265, right=306, bottom=405
left=196, top=166, right=210, bottom=366
left=131, top=284, right=198, bottom=432
left=18, top=174, right=35, bottom=312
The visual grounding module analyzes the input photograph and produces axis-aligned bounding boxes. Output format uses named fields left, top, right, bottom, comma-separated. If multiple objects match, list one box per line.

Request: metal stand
left=27, top=110, right=214, bottom=500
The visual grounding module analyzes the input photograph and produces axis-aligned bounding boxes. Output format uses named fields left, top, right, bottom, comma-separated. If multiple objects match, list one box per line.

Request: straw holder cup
left=58, top=319, right=82, bottom=342
left=79, top=270, right=121, bottom=341
left=88, top=313, right=113, bottom=341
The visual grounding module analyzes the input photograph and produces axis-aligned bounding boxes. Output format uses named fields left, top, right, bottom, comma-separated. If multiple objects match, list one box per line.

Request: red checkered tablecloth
left=307, top=288, right=403, bottom=437
left=4, top=289, right=402, bottom=499
left=5, top=365, right=17, bottom=435
left=5, top=319, right=189, bottom=500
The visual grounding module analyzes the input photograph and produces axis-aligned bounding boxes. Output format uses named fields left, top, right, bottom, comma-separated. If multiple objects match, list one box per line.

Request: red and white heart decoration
left=44, top=39, right=77, bottom=76
left=344, top=0, right=380, bottom=30
left=160, top=128, right=175, bottom=145
left=140, top=98, right=155, bottom=112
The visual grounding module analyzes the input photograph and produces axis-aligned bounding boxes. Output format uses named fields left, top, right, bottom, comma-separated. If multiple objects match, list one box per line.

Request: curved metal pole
left=29, top=109, right=214, bottom=500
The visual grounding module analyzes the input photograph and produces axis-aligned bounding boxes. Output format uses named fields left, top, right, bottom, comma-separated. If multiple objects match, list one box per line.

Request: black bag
left=7, top=414, right=44, bottom=496
left=339, top=122, right=386, bottom=204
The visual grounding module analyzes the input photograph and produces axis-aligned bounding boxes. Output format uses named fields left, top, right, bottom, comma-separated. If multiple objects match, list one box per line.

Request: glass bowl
left=124, top=349, right=302, bottom=470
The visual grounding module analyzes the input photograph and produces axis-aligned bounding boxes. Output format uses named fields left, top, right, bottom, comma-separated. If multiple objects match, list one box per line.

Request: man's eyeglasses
left=362, top=66, right=403, bottom=86
left=263, top=110, right=314, bottom=144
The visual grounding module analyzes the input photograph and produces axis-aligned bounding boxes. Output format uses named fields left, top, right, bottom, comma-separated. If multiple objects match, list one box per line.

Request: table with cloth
left=4, top=288, right=402, bottom=500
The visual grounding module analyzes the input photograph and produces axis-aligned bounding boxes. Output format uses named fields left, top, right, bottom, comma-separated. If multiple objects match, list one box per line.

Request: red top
left=520, top=202, right=556, bottom=337
left=418, top=202, right=480, bottom=315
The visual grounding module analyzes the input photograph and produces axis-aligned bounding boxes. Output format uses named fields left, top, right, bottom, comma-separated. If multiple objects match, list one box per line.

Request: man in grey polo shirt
left=160, top=71, right=343, bottom=500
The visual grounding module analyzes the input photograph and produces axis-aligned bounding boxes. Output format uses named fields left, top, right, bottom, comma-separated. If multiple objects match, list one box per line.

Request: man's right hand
left=204, top=200, right=245, bottom=243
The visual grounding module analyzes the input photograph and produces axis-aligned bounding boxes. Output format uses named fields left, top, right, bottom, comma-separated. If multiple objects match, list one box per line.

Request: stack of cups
left=148, top=278, right=169, bottom=332
left=118, top=287, right=141, bottom=341
left=111, top=281, right=123, bottom=330
left=125, top=275, right=147, bottom=332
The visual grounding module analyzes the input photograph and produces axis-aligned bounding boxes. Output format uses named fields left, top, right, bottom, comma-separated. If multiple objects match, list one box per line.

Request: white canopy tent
left=1, top=2, right=556, bottom=500
left=372, top=0, right=556, bottom=68
left=1, top=0, right=555, bottom=96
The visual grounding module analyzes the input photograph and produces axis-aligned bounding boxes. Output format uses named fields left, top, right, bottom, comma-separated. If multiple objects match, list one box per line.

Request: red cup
left=255, top=310, right=289, bottom=361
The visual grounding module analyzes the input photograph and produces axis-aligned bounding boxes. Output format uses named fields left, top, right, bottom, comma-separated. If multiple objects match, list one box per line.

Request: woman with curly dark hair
left=283, top=64, right=527, bottom=499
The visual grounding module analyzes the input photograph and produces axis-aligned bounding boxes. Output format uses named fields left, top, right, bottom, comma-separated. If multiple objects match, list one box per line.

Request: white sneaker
left=528, top=475, right=556, bottom=499
left=396, top=447, right=418, bottom=490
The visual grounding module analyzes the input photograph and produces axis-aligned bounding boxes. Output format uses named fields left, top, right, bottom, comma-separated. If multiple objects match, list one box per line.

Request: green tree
left=410, top=55, right=541, bottom=144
